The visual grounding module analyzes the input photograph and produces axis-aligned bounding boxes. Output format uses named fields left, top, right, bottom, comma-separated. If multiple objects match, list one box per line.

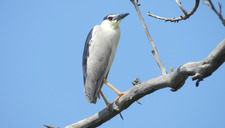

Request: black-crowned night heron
left=82, top=13, right=129, bottom=108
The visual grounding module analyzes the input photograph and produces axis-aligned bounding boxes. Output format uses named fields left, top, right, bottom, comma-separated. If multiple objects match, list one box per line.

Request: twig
left=130, top=0, right=167, bottom=75
left=203, top=0, right=225, bottom=26
left=132, top=78, right=141, bottom=86
left=176, top=0, right=188, bottom=16
left=147, top=0, right=200, bottom=22
left=44, top=125, right=59, bottom=128
left=60, top=39, right=225, bottom=128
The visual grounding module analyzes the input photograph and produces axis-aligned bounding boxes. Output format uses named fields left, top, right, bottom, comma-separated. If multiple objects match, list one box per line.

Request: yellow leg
left=99, top=90, right=110, bottom=109
left=100, top=90, right=124, bottom=120
left=103, top=78, right=125, bottom=102
left=103, top=78, right=122, bottom=95
left=103, top=78, right=141, bottom=104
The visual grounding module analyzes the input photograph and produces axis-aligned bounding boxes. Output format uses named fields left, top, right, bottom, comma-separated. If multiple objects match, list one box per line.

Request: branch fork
left=44, top=0, right=225, bottom=127
left=44, top=39, right=225, bottom=128
left=148, top=0, right=200, bottom=22
left=203, top=0, right=225, bottom=26
left=54, top=39, right=225, bottom=128
left=131, top=0, right=167, bottom=75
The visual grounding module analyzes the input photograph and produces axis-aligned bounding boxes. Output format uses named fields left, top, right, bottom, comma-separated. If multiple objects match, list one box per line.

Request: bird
left=82, top=13, right=129, bottom=108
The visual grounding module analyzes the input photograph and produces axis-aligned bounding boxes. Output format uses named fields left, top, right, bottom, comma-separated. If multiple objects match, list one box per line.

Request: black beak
left=115, top=13, right=129, bottom=21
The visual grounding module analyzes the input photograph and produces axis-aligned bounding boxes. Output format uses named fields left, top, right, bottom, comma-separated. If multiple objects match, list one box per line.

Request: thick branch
left=147, top=0, right=200, bottom=22
left=203, top=0, right=225, bottom=26
left=44, top=39, right=225, bottom=128
left=130, top=0, right=167, bottom=75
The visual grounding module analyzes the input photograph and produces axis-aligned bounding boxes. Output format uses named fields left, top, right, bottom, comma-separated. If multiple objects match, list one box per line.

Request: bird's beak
left=115, top=13, right=129, bottom=21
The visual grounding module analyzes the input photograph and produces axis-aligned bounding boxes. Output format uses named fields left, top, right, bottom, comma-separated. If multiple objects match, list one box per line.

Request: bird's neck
left=100, top=22, right=120, bottom=30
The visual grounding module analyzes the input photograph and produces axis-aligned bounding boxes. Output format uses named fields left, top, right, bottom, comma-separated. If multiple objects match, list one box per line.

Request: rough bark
left=57, top=39, right=225, bottom=128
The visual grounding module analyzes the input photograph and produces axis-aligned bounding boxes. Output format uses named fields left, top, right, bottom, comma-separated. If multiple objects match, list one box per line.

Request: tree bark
left=59, top=39, right=225, bottom=128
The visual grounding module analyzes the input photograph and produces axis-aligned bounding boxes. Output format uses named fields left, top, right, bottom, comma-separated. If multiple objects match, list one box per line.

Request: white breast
left=88, top=25, right=120, bottom=77
left=102, top=26, right=120, bottom=76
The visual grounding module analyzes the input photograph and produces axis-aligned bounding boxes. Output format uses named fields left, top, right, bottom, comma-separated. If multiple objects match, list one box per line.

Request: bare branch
left=44, top=125, right=59, bottom=128
left=176, top=0, right=188, bottom=16
left=130, top=0, right=167, bottom=75
left=203, top=0, right=225, bottom=26
left=46, top=39, right=225, bottom=128
left=44, top=1, right=225, bottom=127
left=147, top=0, right=200, bottom=22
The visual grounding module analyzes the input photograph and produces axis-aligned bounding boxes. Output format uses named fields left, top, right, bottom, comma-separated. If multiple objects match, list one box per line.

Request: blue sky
left=0, top=0, right=225, bottom=128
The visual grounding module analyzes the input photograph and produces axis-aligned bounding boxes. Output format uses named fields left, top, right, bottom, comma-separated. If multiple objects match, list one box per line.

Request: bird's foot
left=115, top=91, right=141, bottom=105
left=106, top=102, right=111, bottom=109
left=136, top=100, right=141, bottom=104
left=114, top=91, right=141, bottom=104
left=114, top=92, right=126, bottom=103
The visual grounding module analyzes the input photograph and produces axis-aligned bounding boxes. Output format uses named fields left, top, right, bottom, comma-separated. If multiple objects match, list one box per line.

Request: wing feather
left=82, top=26, right=112, bottom=103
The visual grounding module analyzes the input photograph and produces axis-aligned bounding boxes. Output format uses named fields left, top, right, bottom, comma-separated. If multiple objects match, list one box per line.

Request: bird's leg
left=99, top=90, right=110, bottom=109
left=103, top=78, right=122, bottom=95
left=103, top=78, right=141, bottom=104
left=99, top=89, right=124, bottom=119
left=103, top=78, right=125, bottom=102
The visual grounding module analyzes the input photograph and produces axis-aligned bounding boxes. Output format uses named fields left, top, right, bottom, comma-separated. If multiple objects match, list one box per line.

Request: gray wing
left=82, top=28, right=92, bottom=83
left=82, top=26, right=111, bottom=104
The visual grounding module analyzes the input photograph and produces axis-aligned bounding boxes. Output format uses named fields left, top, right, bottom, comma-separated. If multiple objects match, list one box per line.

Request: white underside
left=86, top=24, right=120, bottom=99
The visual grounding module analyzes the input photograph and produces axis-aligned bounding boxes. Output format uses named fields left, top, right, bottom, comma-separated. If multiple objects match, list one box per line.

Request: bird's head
left=101, top=13, right=129, bottom=29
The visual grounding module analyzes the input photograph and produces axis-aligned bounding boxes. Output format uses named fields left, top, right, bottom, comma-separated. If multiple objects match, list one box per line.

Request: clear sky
left=0, top=0, right=225, bottom=128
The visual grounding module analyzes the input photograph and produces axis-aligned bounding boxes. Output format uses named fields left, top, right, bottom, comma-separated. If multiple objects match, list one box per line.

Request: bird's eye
left=107, top=16, right=113, bottom=21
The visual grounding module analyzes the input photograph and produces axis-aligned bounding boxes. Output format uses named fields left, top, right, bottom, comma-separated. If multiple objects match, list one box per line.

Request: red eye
left=107, top=17, right=112, bottom=21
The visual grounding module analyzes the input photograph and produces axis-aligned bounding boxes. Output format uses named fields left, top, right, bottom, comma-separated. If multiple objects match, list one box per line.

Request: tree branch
left=44, top=125, right=59, bottom=128
left=203, top=0, right=225, bottom=26
left=130, top=0, right=167, bottom=75
left=147, top=0, right=200, bottom=22
left=45, top=39, right=225, bottom=128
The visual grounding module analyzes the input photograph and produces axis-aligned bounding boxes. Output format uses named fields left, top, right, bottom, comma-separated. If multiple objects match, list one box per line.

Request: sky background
left=0, top=0, right=225, bottom=128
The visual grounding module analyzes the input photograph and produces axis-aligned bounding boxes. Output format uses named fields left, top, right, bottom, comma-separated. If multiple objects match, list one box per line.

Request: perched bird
left=82, top=13, right=129, bottom=108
